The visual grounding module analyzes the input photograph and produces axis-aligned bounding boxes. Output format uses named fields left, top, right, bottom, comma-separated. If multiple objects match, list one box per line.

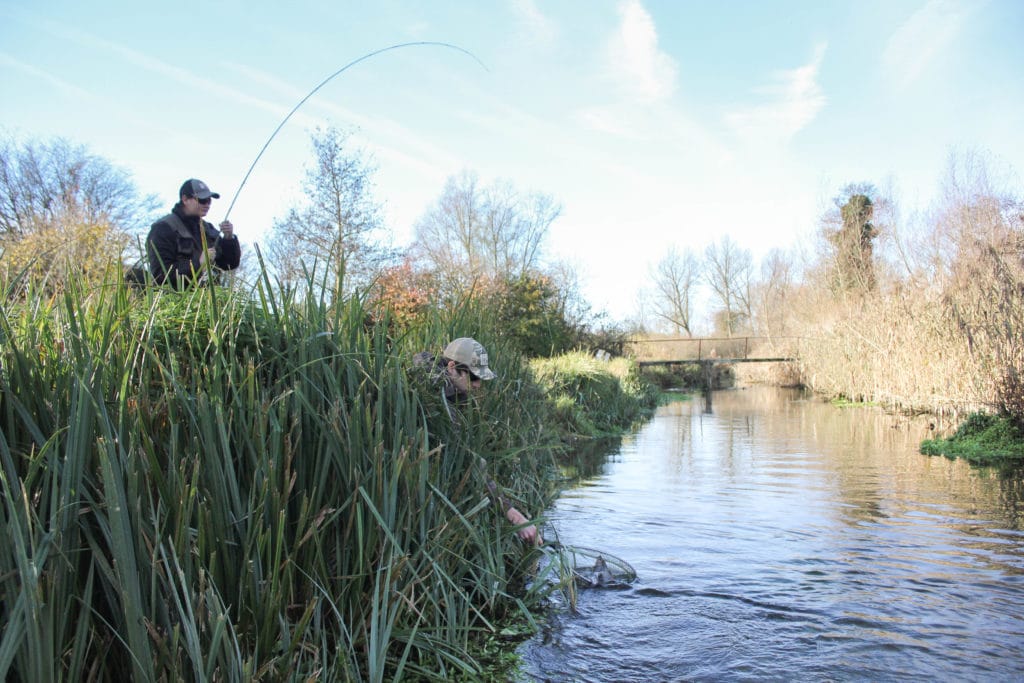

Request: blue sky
left=2, top=0, right=1022, bottom=322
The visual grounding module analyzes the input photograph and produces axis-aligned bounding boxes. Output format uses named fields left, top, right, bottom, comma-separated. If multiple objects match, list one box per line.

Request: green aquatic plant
left=920, top=411, right=1024, bottom=464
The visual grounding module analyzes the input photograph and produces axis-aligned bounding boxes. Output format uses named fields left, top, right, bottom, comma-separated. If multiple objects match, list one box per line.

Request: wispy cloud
left=574, top=107, right=642, bottom=139
left=29, top=17, right=291, bottom=120
left=882, top=0, right=977, bottom=89
left=510, top=0, right=557, bottom=45
left=0, top=52, right=95, bottom=100
left=219, top=61, right=463, bottom=177
left=726, top=43, right=827, bottom=145
left=606, top=0, right=677, bottom=103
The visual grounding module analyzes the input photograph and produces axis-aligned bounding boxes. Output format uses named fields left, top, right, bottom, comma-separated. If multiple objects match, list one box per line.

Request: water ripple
left=520, top=388, right=1024, bottom=682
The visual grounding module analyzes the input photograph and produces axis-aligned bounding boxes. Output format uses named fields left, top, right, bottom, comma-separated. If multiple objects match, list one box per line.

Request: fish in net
left=551, top=544, right=637, bottom=590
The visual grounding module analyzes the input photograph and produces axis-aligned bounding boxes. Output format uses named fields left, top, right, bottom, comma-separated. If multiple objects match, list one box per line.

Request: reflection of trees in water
left=992, top=469, right=1024, bottom=531
left=557, top=437, right=622, bottom=483
left=709, top=387, right=1024, bottom=531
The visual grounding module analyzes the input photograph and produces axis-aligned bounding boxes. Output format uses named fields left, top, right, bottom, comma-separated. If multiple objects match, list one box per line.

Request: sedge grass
left=0, top=268, right=567, bottom=681
left=529, top=351, right=660, bottom=439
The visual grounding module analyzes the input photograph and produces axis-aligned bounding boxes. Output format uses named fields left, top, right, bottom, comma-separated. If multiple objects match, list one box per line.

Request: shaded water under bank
left=519, top=387, right=1024, bottom=681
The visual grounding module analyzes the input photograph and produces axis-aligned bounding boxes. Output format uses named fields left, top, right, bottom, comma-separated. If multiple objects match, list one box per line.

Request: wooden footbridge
left=625, top=336, right=800, bottom=367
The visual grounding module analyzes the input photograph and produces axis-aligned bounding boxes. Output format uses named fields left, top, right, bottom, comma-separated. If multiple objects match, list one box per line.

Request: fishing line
left=223, top=41, right=487, bottom=222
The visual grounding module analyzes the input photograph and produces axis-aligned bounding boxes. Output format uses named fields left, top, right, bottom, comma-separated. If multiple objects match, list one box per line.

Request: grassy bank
left=0, top=274, right=657, bottom=681
left=529, top=352, right=661, bottom=440
left=920, top=412, right=1024, bottom=465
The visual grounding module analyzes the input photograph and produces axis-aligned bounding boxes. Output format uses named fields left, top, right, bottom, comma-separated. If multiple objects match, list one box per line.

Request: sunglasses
left=196, top=197, right=212, bottom=205
left=455, top=364, right=481, bottom=381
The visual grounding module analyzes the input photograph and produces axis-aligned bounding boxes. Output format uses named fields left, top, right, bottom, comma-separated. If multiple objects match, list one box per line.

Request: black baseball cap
left=179, top=178, right=221, bottom=200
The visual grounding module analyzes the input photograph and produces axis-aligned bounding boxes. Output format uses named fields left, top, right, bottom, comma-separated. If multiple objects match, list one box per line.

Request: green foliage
left=529, top=352, right=660, bottom=439
left=0, top=271, right=565, bottom=681
left=920, top=412, right=1024, bottom=464
left=830, top=397, right=881, bottom=408
left=489, top=273, right=579, bottom=358
left=640, top=364, right=704, bottom=391
left=825, top=186, right=879, bottom=293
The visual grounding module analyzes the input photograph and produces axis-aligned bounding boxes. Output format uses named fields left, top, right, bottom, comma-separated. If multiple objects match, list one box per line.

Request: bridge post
left=700, top=360, right=714, bottom=392
left=701, top=360, right=714, bottom=412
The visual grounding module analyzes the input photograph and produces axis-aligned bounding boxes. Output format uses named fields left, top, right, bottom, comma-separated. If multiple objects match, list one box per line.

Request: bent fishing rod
left=222, top=41, right=486, bottom=223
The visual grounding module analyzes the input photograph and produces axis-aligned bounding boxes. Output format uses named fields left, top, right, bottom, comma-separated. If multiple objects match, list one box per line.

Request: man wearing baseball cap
left=440, top=336, right=497, bottom=398
left=146, top=178, right=241, bottom=287
left=415, top=337, right=542, bottom=545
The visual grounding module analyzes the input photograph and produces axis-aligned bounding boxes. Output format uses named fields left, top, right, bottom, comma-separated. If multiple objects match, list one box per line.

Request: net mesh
left=556, top=544, right=636, bottom=586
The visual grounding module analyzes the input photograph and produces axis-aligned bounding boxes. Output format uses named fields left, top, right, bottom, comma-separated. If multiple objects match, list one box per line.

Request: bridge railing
left=623, top=336, right=803, bottom=364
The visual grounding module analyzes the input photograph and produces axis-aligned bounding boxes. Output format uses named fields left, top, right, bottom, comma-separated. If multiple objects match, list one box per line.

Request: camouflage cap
left=443, top=337, right=496, bottom=380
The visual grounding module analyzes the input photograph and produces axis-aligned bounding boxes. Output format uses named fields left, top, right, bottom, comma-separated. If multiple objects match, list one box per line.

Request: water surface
left=519, top=387, right=1024, bottom=682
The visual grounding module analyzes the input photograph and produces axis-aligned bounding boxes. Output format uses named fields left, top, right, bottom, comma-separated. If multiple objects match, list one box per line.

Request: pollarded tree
left=0, top=135, right=157, bottom=290
left=650, top=246, right=700, bottom=336
left=265, top=126, right=388, bottom=295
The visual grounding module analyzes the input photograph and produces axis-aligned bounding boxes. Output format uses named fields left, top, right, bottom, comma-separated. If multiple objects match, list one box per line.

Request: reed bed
left=0, top=270, right=566, bottom=681
left=790, top=287, right=990, bottom=424
left=528, top=352, right=660, bottom=438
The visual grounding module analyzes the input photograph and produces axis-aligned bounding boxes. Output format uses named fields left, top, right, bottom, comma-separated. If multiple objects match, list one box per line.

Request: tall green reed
left=1, top=265, right=561, bottom=681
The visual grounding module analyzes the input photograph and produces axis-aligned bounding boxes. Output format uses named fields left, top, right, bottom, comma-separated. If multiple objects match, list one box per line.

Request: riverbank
left=731, top=357, right=1024, bottom=466
left=0, top=280, right=660, bottom=681
left=920, top=412, right=1024, bottom=465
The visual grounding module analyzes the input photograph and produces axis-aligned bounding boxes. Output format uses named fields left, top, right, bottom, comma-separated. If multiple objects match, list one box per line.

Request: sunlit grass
left=529, top=351, right=660, bottom=439
left=0, top=262, right=661, bottom=680
left=0, top=269, right=563, bottom=680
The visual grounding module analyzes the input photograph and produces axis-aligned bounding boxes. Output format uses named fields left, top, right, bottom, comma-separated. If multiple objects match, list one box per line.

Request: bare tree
left=0, top=135, right=157, bottom=289
left=650, top=246, right=700, bottom=335
left=704, top=235, right=753, bottom=337
left=752, top=248, right=795, bottom=338
left=411, top=170, right=560, bottom=293
left=937, top=152, right=1024, bottom=420
left=265, top=127, right=387, bottom=293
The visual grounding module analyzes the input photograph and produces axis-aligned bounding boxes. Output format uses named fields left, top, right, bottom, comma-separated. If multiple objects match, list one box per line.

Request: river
left=517, top=386, right=1024, bottom=682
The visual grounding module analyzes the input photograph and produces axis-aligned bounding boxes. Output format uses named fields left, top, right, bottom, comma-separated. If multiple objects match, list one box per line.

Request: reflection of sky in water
left=521, top=387, right=1024, bottom=682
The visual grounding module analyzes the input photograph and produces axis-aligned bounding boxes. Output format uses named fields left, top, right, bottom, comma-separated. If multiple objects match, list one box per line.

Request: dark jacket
left=146, top=204, right=241, bottom=287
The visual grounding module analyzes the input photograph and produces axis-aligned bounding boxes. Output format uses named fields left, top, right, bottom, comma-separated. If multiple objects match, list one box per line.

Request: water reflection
left=520, top=387, right=1024, bottom=681
left=555, top=436, right=622, bottom=482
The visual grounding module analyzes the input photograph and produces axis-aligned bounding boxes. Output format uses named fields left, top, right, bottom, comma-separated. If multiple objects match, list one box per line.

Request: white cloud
left=882, top=0, right=977, bottom=89
left=573, top=106, right=642, bottom=138
left=31, top=18, right=293, bottom=122
left=0, top=52, right=95, bottom=100
left=607, top=0, right=677, bottom=103
left=510, top=0, right=557, bottom=45
left=726, top=43, right=827, bottom=145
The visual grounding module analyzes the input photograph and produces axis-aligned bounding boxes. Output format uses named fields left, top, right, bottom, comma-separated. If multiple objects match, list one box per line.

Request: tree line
left=644, top=153, right=1023, bottom=424
left=0, top=128, right=601, bottom=358
left=1, top=131, right=1020, bottom=423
